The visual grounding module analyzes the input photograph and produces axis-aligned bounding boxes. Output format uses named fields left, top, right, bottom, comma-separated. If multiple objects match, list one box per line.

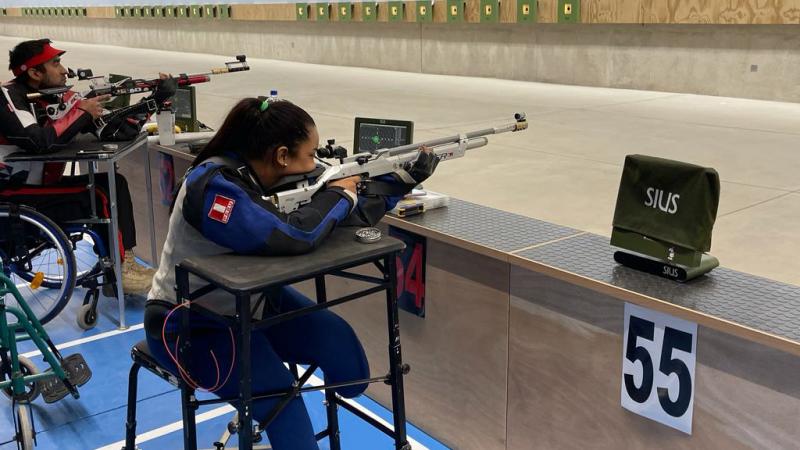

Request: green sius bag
left=612, top=155, right=720, bottom=253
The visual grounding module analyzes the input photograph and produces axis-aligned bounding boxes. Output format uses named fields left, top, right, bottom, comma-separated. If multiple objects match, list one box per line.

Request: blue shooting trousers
left=144, top=286, right=370, bottom=450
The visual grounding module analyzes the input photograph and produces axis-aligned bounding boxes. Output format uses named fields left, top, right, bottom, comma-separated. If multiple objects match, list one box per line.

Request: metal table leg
left=385, top=255, right=410, bottom=450
left=107, top=162, right=127, bottom=330
left=144, top=143, right=158, bottom=266
left=315, top=275, right=342, bottom=450
left=237, top=292, right=254, bottom=450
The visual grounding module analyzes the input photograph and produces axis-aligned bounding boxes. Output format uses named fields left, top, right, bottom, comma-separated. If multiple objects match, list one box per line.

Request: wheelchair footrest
left=41, top=353, right=93, bottom=403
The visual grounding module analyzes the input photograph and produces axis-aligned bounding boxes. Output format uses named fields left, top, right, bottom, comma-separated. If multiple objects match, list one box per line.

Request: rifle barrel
left=177, top=74, right=212, bottom=86
left=385, top=116, right=527, bottom=156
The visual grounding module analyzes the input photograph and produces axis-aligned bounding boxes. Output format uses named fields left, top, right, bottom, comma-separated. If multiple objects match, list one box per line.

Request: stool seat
left=124, top=339, right=197, bottom=450
left=131, top=339, right=183, bottom=389
left=132, top=339, right=151, bottom=358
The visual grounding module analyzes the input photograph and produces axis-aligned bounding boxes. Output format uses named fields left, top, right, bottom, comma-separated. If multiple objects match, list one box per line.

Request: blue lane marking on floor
left=14, top=290, right=147, bottom=355
left=0, top=327, right=171, bottom=434
left=2, top=285, right=450, bottom=450
left=14, top=237, right=149, bottom=354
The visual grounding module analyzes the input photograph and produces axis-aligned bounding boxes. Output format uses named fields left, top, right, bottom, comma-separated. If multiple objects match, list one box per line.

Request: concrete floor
left=3, top=36, right=799, bottom=286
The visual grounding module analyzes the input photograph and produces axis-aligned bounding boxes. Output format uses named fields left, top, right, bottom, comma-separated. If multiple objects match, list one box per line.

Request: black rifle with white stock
left=268, top=113, right=528, bottom=213
left=25, top=55, right=249, bottom=139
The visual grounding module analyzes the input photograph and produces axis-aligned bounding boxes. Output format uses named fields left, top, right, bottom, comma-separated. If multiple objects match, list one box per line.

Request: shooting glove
left=403, top=150, right=440, bottom=185
left=152, top=77, right=178, bottom=104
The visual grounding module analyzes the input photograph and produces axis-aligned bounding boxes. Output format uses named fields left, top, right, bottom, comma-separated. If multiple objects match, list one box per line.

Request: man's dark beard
left=39, top=74, right=67, bottom=89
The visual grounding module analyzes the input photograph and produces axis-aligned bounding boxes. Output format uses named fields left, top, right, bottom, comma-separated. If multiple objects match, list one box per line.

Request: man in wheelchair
left=0, top=38, right=154, bottom=294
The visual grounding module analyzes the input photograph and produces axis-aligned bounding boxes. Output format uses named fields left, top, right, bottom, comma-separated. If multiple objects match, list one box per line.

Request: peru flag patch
left=208, top=194, right=235, bottom=224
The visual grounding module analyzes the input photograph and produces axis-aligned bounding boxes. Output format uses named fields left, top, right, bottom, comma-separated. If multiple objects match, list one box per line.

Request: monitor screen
left=353, top=117, right=414, bottom=153
left=172, top=87, right=194, bottom=120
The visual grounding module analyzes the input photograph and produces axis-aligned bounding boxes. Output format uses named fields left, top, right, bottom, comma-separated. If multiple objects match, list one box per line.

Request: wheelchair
left=0, top=201, right=119, bottom=330
left=0, top=262, right=93, bottom=449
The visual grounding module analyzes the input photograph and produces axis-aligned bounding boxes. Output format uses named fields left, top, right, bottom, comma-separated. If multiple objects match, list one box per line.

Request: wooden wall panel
left=465, top=0, right=482, bottom=21
left=584, top=0, right=642, bottom=23
left=747, top=0, right=782, bottom=23
left=378, top=1, right=390, bottom=20
left=641, top=0, right=670, bottom=21
left=4, top=0, right=800, bottom=23
left=433, top=0, right=450, bottom=21
left=537, top=0, right=558, bottom=22
left=352, top=2, right=364, bottom=20
left=639, top=0, right=800, bottom=24
left=717, top=0, right=758, bottom=23
left=405, top=1, right=417, bottom=21
left=500, top=0, right=518, bottom=22
left=715, top=0, right=800, bottom=24
left=86, top=7, right=115, bottom=18
left=672, top=0, right=716, bottom=23
left=775, top=0, right=800, bottom=23
left=231, top=4, right=297, bottom=21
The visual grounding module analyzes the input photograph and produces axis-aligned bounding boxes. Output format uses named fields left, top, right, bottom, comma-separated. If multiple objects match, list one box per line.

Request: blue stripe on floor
left=2, top=285, right=449, bottom=450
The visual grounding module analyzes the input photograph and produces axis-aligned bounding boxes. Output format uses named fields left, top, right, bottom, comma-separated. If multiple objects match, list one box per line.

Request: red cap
left=12, top=42, right=65, bottom=77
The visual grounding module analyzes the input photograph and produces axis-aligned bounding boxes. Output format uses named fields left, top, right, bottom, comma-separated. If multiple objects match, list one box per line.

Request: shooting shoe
left=122, top=253, right=154, bottom=295
left=124, top=250, right=157, bottom=277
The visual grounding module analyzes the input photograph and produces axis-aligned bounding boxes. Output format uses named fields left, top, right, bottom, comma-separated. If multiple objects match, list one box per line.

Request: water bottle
left=156, top=101, right=176, bottom=146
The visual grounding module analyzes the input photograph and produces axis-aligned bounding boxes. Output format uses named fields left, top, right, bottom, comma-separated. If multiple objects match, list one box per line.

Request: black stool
left=124, top=340, right=198, bottom=450
left=125, top=340, right=284, bottom=449
left=124, top=335, right=401, bottom=449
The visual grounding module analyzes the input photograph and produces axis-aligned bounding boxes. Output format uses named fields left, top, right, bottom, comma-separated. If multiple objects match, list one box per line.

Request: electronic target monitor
left=173, top=86, right=198, bottom=132
left=353, top=117, right=414, bottom=154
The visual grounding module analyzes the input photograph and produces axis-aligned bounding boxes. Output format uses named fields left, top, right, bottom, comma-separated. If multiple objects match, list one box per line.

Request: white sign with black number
left=621, top=303, right=697, bottom=434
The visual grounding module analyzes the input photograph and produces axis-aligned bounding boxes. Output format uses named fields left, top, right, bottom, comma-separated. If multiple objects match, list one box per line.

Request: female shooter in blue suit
left=144, top=97, right=438, bottom=449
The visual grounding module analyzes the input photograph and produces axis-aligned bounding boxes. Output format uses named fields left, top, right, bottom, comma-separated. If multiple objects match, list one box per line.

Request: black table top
left=4, top=132, right=146, bottom=162
left=180, top=227, right=405, bottom=293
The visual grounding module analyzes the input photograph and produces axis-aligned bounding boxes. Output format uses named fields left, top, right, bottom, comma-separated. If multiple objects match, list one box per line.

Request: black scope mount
left=317, top=139, right=348, bottom=161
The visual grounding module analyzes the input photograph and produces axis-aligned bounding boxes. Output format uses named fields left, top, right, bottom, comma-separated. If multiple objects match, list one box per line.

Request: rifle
left=268, top=113, right=529, bottom=213
left=27, top=55, right=249, bottom=124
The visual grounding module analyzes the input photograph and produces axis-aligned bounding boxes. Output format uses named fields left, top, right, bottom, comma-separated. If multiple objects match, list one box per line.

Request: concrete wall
left=2, top=17, right=800, bottom=101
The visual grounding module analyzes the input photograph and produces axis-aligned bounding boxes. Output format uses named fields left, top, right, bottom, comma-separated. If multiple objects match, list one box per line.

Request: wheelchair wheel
left=0, top=204, right=77, bottom=326
left=65, top=228, right=104, bottom=284
left=1, top=356, right=41, bottom=403
left=15, top=404, right=34, bottom=450
left=76, top=304, right=98, bottom=330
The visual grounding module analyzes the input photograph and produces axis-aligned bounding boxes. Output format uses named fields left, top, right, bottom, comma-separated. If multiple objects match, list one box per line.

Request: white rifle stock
left=269, top=113, right=528, bottom=213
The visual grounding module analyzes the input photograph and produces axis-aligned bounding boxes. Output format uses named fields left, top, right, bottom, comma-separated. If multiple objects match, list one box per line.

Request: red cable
left=161, top=302, right=236, bottom=393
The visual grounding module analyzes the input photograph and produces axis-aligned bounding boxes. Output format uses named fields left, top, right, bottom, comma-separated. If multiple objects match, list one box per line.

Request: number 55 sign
left=621, top=303, right=697, bottom=434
